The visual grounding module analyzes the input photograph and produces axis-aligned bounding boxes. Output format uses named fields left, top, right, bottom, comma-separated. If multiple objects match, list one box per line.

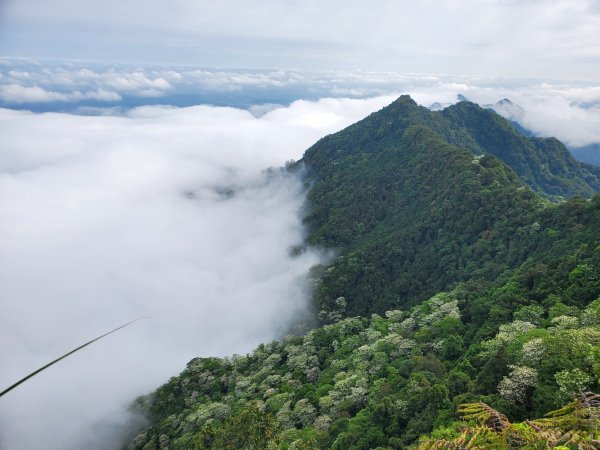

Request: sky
left=1, top=0, right=600, bottom=79
left=1, top=1, right=600, bottom=449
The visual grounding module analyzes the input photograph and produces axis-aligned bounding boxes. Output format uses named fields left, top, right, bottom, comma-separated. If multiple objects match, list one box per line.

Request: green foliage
left=193, top=403, right=279, bottom=449
left=129, top=290, right=600, bottom=448
left=299, top=96, right=600, bottom=318
left=128, top=96, right=600, bottom=449
left=418, top=394, right=600, bottom=449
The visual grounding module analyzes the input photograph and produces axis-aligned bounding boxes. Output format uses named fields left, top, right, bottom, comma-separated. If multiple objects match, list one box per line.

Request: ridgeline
left=129, top=96, right=600, bottom=449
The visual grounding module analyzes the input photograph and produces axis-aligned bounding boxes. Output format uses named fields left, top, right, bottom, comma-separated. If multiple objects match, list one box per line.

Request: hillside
left=301, top=95, right=599, bottom=319
left=128, top=96, right=600, bottom=449
left=302, top=96, right=599, bottom=200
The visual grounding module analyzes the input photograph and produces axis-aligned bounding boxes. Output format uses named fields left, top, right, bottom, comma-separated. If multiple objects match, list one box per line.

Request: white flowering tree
left=498, top=365, right=538, bottom=404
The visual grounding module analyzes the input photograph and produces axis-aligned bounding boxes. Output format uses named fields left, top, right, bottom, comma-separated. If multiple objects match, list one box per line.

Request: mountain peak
left=386, top=94, right=420, bottom=113
left=305, top=95, right=599, bottom=200
left=391, top=94, right=418, bottom=106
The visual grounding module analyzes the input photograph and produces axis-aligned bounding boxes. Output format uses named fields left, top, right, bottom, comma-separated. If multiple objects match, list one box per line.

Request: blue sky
left=1, top=0, right=600, bottom=79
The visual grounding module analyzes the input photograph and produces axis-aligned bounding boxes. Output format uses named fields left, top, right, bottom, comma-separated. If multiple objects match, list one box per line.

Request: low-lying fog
left=0, top=96, right=395, bottom=450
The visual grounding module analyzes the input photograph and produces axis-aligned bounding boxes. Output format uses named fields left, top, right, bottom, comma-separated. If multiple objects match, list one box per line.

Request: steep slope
left=130, top=239, right=600, bottom=448
left=303, top=96, right=599, bottom=201
left=439, top=101, right=600, bottom=198
left=300, top=96, right=599, bottom=319
left=128, top=96, right=600, bottom=449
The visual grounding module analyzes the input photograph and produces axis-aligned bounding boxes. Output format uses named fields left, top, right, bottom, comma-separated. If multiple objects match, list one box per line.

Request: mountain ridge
left=304, top=95, right=599, bottom=200
left=298, top=95, right=600, bottom=318
left=127, top=95, right=600, bottom=450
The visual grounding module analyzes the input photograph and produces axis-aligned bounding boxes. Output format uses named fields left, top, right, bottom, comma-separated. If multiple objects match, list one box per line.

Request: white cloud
left=2, top=60, right=600, bottom=149
left=0, top=65, right=176, bottom=102
left=415, top=83, right=600, bottom=148
left=85, top=88, right=122, bottom=101
left=0, top=83, right=122, bottom=103
left=102, top=71, right=172, bottom=92
left=0, top=95, right=394, bottom=450
left=0, top=83, right=70, bottom=102
left=513, top=94, right=600, bottom=147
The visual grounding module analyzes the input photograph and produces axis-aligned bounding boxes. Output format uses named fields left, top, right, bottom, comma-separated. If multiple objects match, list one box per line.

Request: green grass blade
left=0, top=318, right=146, bottom=398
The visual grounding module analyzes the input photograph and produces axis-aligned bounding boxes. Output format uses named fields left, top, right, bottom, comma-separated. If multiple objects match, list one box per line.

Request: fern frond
left=458, top=402, right=511, bottom=432
left=417, top=395, right=600, bottom=449
left=534, top=392, right=600, bottom=432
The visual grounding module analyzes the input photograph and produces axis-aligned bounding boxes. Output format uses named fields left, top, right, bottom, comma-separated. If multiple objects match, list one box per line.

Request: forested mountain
left=128, top=96, right=600, bottom=449
left=301, top=95, right=599, bottom=319
left=302, top=96, right=599, bottom=200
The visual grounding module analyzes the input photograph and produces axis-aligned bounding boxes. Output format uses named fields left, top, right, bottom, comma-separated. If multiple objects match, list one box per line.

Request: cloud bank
left=3, top=60, right=600, bottom=152
left=0, top=95, right=395, bottom=450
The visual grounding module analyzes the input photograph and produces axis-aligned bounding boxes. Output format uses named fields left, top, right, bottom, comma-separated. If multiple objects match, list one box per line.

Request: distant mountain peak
left=390, top=94, right=419, bottom=108
left=428, top=101, right=446, bottom=111
left=497, top=98, right=513, bottom=105
left=484, top=97, right=525, bottom=122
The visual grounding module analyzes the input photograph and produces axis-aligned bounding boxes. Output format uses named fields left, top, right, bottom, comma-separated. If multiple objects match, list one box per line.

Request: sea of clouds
left=2, top=59, right=600, bottom=149
left=0, top=60, right=599, bottom=449
left=0, top=95, right=396, bottom=449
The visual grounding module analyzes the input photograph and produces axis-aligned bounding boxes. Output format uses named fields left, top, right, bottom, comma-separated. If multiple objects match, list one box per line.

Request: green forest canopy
left=128, top=96, right=600, bottom=449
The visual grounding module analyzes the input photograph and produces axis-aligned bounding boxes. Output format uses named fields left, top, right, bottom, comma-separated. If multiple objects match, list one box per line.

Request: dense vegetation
left=128, top=96, right=600, bottom=449
left=419, top=395, right=600, bottom=449
left=300, top=96, right=599, bottom=318
left=129, top=259, right=600, bottom=449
